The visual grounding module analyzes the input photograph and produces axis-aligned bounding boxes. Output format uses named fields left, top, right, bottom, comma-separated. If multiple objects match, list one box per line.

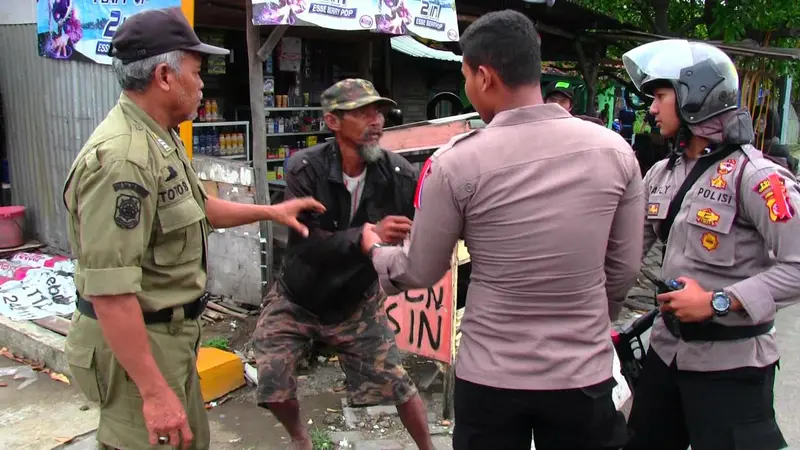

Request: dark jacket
left=279, top=140, right=418, bottom=323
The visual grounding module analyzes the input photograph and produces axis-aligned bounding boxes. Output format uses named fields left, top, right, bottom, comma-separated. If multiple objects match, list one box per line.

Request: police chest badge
left=701, top=232, right=719, bottom=251
left=696, top=208, right=720, bottom=227
left=710, top=175, right=727, bottom=190
left=115, top=194, right=141, bottom=229
left=717, top=159, right=737, bottom=175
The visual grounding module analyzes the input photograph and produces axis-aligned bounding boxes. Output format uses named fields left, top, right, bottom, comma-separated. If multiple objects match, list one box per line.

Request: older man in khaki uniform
left=362, top=10, right=641, bottom=450
left=62, top=8, right=323, bottom=450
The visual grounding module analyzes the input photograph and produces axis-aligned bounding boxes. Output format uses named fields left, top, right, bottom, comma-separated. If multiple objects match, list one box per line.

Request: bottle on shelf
left=204, top=100, right=212, bottom=122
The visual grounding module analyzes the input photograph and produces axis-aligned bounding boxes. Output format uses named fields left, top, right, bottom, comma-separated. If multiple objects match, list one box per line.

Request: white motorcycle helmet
left=622, top=39, right=740, bottom=125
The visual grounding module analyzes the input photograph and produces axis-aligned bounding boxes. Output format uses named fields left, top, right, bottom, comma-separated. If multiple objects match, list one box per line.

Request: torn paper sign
left=0, top=266, right=76, bottom=321
left=9, top=252, right=75, bottom=274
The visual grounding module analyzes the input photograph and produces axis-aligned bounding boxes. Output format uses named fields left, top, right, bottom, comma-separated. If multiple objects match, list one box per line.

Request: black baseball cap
left=110, top=7, right=229, bottom=64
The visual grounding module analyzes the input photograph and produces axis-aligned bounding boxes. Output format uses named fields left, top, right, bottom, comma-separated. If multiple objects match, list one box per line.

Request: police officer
left=621, top=39, right=800, bottom=450
left=62, top=8, right=323, bottom=450
left=363, top=10, right=640, bottom=450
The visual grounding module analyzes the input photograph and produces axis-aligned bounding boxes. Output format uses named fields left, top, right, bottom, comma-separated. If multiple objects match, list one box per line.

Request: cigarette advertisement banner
left=252, top=0, right=460, bottom=42
left=36, top=0, right=181, bottom=65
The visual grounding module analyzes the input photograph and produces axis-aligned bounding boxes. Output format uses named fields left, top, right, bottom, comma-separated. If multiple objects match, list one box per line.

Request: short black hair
left=459, top=10, right=542, bottom=89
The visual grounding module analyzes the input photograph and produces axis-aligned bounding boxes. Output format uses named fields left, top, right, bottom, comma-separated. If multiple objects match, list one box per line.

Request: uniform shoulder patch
left=113, top=181, right=150, bottom=198
left=753, top=173, right=794, bottom=222
left=114, top=194, right=142, bottom=229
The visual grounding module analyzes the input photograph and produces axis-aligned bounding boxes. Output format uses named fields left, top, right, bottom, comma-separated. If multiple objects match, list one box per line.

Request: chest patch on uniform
left=650, top=185, right=670, bottom=195
left=755, top=174, right=794, bottom=222
left=696, top=187, right=734, bottom=205
left=165, top=166, right=179, bottom=182
left=717, top=159, right=737, bottom=175
left=159, top=179, right=191, bottom=205
left=114, top=194, right=141, bottom=229
left=647, top=202, right=660, bottom=216
left=113, top=181, right=150, bottom=198
left=696, top=207, right=720, bottom=227
left=710, top=175, right=727, bottom=190
left=701, top=231, right=719, bottom=251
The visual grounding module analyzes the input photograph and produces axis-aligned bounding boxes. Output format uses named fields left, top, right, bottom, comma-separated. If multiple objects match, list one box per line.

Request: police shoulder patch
left=753, top=173, right=794, bottom=223
left=114, top=194, right=141, bottom=229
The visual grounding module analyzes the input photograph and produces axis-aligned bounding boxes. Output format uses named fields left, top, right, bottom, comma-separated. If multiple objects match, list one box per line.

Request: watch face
left=712, top=293, right=731, bottom=312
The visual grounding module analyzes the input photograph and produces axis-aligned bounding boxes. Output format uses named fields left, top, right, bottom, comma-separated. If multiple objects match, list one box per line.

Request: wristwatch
left=368, top=242, right=387, bottom=258
left=711, top=290, right=731, bottom=317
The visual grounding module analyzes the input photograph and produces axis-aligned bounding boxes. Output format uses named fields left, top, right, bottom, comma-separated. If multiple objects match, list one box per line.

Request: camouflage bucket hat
left=321, top=79, right=397, bottom=113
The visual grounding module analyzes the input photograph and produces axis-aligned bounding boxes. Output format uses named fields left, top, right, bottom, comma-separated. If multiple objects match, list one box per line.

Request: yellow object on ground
left=196, top=347, right=246, bottom=402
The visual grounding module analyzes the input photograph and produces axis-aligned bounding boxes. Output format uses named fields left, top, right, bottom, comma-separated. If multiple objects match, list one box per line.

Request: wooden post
left=442, top=246, right=461, bottom=420
left=245, top=2, right=274, bottom=295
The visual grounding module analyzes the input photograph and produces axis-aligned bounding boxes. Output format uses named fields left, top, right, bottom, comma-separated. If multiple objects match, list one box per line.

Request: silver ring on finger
left=158, top=436, right=169, bottom=444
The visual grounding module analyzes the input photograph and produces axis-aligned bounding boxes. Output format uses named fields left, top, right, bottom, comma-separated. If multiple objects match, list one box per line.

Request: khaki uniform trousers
left=65, top=309, right=209, bottom=450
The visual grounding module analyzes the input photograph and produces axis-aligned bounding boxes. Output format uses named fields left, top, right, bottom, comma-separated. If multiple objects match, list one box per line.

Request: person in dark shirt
left=251, top=78, right=434, bottom=450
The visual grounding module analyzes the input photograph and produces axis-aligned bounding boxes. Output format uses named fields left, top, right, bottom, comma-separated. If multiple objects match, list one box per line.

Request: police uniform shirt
left=64, top=93, right=211, bottom=312
left=372, top=104, right=645, bottom=391
left=644, top=146, right=800, bottom=372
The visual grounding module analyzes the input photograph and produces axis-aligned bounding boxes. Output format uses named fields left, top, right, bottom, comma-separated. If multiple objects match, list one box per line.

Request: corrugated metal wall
left=0, top=24, right=120, bottom=251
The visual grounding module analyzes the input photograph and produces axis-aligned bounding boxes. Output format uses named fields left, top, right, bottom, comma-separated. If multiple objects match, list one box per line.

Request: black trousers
left=453, top=376, right=629, bottom=450
left=625, top=349, right=787, bottom=450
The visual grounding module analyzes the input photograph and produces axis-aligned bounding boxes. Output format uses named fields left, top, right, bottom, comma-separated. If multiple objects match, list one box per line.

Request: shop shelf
left=264, top=107, right=323, bottom=112
left=192, top=121, right=249, bottom=128
left=266, top=131, right=331, bottom=137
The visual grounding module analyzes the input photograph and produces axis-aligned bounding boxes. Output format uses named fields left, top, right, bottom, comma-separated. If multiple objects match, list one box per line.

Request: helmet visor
left=622, top=40, right=696, bottom=95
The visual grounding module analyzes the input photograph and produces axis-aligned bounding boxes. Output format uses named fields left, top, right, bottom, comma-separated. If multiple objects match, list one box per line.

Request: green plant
left=201, top=337, right=231, bottom=352
left=310, top=428, right=334, bottom=450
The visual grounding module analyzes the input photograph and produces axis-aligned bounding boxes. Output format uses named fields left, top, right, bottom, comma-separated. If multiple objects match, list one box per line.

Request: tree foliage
left=576, top=0, right=800, bottom=42
left=567, top=0, right=800, bottom=113
left=575, top=0, right=800, bottom=78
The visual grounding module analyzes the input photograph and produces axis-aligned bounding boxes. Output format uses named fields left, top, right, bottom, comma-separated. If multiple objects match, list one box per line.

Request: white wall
left=0, top=1, right=35, bottom=25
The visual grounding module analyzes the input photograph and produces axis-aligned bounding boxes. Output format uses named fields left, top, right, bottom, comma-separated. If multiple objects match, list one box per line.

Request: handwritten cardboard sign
left=385, top=271, right=454, bottom=364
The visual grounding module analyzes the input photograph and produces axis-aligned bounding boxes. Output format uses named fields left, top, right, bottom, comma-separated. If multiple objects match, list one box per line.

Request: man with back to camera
left=543, top=81, right=606, bottom=126
left=62, top=8, right=324, bottom=449
left=621, top=39, right=800, bottom=450
left=251, top=79, right=434, bottom=450
left=361, top=10, right=643, bottom=450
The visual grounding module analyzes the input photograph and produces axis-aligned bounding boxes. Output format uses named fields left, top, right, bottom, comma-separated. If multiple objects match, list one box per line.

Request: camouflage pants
left=253, top=285, right=417, bottom=408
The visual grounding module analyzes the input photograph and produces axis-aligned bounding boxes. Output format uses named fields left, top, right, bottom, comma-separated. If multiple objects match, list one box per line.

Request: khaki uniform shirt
left=372, top=104, right=644, bottom=390
left=644, top=145, right=800, bottom=372
left=64, top=93, right=211, bottom=312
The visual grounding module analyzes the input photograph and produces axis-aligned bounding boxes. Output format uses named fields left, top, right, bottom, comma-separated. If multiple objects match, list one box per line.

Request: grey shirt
left=372, top=104, right=644, bottom=390
left=644, top=145, right=800, bottom=371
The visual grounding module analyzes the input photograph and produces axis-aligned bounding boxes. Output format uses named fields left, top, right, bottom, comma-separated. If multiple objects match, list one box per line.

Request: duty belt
left=76, top=293, right=209, bottom=324
left=662, top=313, right=774, bottom=342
